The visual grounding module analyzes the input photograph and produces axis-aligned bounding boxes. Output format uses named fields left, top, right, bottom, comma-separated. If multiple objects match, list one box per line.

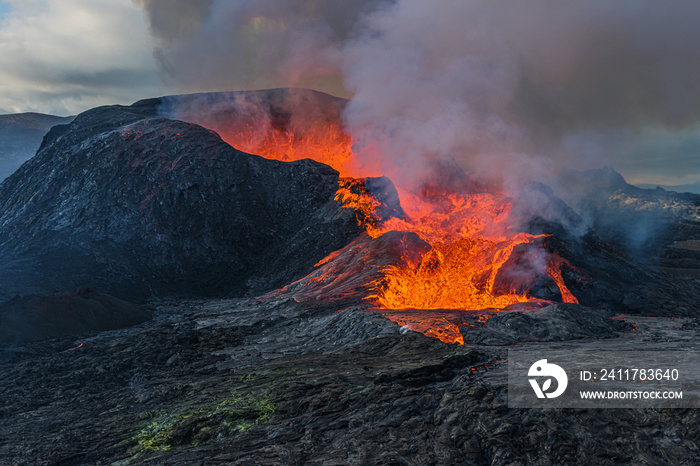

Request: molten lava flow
left=369, top=234, right=536, bottom=310
left=546, top=253, right=580, bottom=304
left=334, top=180, right=383, bottom=229
left=223, top=115, right=580, bottom=344
left=338, top=187, right=578, bottom=312
left=332, top=181, right=580, bottom=346
left=375, top=309, right=469, bottom=345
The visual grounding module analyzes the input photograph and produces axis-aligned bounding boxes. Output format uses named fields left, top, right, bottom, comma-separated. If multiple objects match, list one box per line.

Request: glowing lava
left=366, top=189, right=547, bottom=310
left=223, top=118, right=580, bottom=344
left=217, top=119, right=356, bottom=177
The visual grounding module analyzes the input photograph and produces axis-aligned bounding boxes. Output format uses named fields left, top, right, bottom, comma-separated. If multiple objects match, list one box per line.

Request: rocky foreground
left=2, top=295, right=700, bottom=465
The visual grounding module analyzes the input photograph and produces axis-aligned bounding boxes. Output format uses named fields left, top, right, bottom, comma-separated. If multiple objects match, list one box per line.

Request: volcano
left=1, top=89, right=700, bottom=464
left=0, top=96, right=372, bottom=301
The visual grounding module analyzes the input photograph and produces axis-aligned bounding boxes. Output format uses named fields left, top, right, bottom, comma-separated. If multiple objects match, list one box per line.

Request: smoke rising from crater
left=133, top=0, right=374, bottom=96
left=135, top=0, right=700, bottom=187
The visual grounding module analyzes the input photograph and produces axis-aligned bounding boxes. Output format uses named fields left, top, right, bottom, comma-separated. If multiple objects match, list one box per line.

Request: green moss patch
left=133, top=390, right=274, bottom=454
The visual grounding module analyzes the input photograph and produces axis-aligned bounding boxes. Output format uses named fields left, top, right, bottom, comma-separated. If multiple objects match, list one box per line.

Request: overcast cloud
left=0, top=0, right=162, bottom=115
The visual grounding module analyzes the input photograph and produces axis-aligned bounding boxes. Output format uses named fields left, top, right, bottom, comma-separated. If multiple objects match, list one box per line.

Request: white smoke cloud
left=341, top=0, right=700, bottom=189
left=134, top=0, right=370, bottom=97
left=340, top=0, right=527, bottom=188
left=135, top=0, right=700, bottom=186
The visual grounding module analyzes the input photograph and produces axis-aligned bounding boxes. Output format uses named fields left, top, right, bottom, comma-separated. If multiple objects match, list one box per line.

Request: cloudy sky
left=0, top=0, right=162, bottom=115
left=0, top=0, right=697, bottom=187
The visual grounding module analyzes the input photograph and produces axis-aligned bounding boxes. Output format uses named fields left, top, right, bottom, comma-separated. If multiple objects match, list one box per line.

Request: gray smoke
left=134, top=0, right=700, bottom=188
left=134, top=0, right=376, bottom=96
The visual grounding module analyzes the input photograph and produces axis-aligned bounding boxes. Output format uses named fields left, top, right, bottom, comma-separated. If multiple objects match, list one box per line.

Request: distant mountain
left=636, top=181, right=700, bottom=194
left=0, top=112, right=74, bottom=181
left=558, top=166, right=638, bottom=196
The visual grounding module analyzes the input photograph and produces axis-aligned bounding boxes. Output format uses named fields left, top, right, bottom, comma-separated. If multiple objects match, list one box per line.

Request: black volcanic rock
left=0, top=288, right=149, bottom=344
left=557, top=166, right=639, bottom=202
left=459, top=303, right=627, bottom=345
left=0, top=102, right=378, bottom=301
left=3, top=295, right=700, bottom=465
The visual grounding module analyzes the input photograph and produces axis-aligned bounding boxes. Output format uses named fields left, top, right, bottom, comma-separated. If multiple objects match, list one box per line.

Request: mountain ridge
left=0, top=112, right=74, bottom=181
left=0, top=95, right=383, bottom=301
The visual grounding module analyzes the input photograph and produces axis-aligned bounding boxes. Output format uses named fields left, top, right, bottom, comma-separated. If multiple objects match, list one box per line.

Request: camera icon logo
left=528, top=359, right=568, bottom=399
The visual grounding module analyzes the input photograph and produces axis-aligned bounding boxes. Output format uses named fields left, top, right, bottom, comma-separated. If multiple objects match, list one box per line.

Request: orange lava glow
left=219, top=121, right=356, bottom=177
left=365, top=189, right=549, bottom=310
left=377, top=310, right=468, bottom=345
left=546, top=253, right=580, bottom=305
left=224, top=118, right=580, bottom=344
left=333, top=184, right=579, bottom=314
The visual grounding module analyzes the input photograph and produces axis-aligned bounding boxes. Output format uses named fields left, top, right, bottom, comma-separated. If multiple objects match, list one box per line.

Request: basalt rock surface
left=2, top=297, right=700, bottom=465
left=459, top=303, right=629, bottom=345
left=0, top=288, right=150, bottom=344
left=0, top=100, right=391, bottom=302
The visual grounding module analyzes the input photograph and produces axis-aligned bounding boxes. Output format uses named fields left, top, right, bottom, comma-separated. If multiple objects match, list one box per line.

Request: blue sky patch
left=0, top=2, right=12, bottom=19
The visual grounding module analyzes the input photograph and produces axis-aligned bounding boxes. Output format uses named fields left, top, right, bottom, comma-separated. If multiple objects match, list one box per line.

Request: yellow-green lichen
left=132, top=390, right=274, bottom=454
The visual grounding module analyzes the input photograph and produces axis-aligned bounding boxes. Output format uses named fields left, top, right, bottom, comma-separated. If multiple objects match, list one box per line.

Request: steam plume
left=134, top=0, right=700, bottom=187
